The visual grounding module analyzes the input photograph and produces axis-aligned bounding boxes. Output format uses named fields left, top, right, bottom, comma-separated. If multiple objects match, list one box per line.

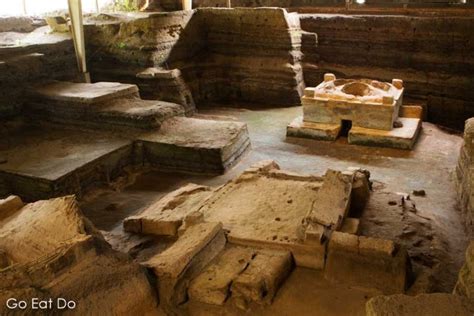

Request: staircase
left=26, top=81, right=185, bottom=130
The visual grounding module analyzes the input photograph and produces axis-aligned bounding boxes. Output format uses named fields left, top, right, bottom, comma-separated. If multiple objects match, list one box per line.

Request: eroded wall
left=145, top=0, right=472, bottom=10
left=85, top=11, right=202, bottom=67
left=85, top=8, right=306, bottom=107
left=0, top=22, right=76, bottom=119
left=456, top=118, right=474, bottom=233
left=183, top=8, right=304, bottom=105
left=85, top=9, right=474, bottom=127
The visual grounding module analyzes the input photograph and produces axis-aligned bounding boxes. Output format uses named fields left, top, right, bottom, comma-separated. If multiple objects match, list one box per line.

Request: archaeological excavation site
left=1, top=0, right=474, bottom=315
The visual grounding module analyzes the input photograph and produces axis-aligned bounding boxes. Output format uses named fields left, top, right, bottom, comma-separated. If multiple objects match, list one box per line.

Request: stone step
left=188, top=247, right=256, bottom=306
left=230, top=250, right=293, bottom=310
left=348, top=117, right=422, bottom=150
left=92, top=65, right=196, bottom=116
left=123, top=183, right=213, bottom=236
left=32, top=81, right=139, bottom=105
left=26, top=81, right=185, bottom=130
left=188, top=246, right=293, bottom=310
left=0, top=116, right=251, bottom=200
left=304, top=169, right=353, bottom=230
left=0, top=127, right=134, bottom=201
left=324, top=231, right=410, bottom=295
left=138, top=116, right=251, bottom=174
left=143, top=222, right=226, bottom=314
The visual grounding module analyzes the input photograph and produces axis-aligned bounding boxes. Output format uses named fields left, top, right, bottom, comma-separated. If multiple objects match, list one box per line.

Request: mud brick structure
left=288, top=73, right=422, bottom=149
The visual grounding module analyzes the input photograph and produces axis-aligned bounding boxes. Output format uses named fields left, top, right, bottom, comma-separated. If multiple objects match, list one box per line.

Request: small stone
left=412, top=189, right=426, bottom=197
left=393, top=120, right=404, bottom=128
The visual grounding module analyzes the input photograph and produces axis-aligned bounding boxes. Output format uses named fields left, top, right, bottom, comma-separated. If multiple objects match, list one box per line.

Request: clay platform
left=120, top=159, right=410, bottom=313
left=287, top=116, right=341, bottom=141
left=0, top=80, right=251, bottom=200
left=123, top=161, right=395, bottom=272
left=0, top=128, right=133, bottom=201
left=288, top=116, right=422, bottom=149
left=32, top=81, right=139, bottom=104
left=138, top=117, right=251, bottom=174
left=26, top=81, right=186, bottom=130
left=349, top=117, right=422, bottom=150
left=0, top=117, right=250, bottom=200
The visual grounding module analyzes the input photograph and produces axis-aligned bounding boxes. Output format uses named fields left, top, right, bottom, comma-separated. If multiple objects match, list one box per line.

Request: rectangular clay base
left=287, top=116, right=421, bottom=150
left=287, top=116, right=341, bottom=141
left=349, top=117, right=421, bottom=150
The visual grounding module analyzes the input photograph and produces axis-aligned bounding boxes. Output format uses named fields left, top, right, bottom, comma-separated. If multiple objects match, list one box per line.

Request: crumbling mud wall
left=85, top=8, right=306, bottom=108
left=366, top=241, right=474, bottom=315
left=299, top=13, right=474, bottom=129
left=0, top=29, right=76, bottom=119
left=144, top=0, right=469, bottom=9
left=0, top=17, right=36, bottom=33
left=85, top=11, right=202, bottom=67
left=456, top=118, right=474, bottom=234
left=84, top=11, right=199, bottom=112
left=454, top=241, right=474, bottom=310
left=183, top=8, right=304, bottom=105
left=0, top=195, right=159, bottom=315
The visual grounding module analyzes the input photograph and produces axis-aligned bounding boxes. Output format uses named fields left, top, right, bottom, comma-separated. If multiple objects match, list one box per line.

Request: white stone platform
left=349, top=117, right=422, bottom=150
left=287, top=115, right=422, bottom=150
left=287, top=116, right=340, bottom=141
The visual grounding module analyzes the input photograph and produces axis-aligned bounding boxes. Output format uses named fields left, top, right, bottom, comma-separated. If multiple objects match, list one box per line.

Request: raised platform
left=138, top=117, right=251, bottom=174
left=0, top=117, right=251, bottom=200
left=349, top=117, right=422, bottom=150
left=287, top=116, right=340, bottom=141
left=0, top=128, right=133, bottom=201
left=26, top=81, right=186, bottom=130
left=123, top=161, right=410, bottom=295
left=124, top=161, right=371, bottom=269
left=0, top=81, right=252, bottom=200
left=32, top=81, right=139, bottom=104
left=287, top=116, right=422, bottom=150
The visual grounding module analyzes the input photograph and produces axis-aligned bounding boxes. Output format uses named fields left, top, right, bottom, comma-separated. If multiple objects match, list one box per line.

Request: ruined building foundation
left=0, top=4, right=473, bottom=316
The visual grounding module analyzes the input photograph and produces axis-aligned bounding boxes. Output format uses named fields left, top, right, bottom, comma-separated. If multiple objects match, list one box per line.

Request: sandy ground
left=80, top=106, right=470, bottom=314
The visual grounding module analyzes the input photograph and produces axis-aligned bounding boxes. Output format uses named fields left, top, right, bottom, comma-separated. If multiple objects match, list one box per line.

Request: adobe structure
left=0, top=1, right=473, bottom=315
left=288, top=73, right=422, bottom=149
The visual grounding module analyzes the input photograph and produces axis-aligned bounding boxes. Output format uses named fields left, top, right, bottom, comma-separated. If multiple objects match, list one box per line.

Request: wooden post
left=182, top=0, right=192, bottom=10
left=21, top=0, right=27, bottom=15
left=68, top=0, right=90, bottom=83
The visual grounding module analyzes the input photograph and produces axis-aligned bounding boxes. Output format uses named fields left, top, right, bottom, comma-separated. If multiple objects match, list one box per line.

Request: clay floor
left=79, top=105, right=469, bottom=314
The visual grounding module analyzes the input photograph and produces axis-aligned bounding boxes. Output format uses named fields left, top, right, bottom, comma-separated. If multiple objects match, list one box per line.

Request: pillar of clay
left=324, top=73, right=336, bottom=82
